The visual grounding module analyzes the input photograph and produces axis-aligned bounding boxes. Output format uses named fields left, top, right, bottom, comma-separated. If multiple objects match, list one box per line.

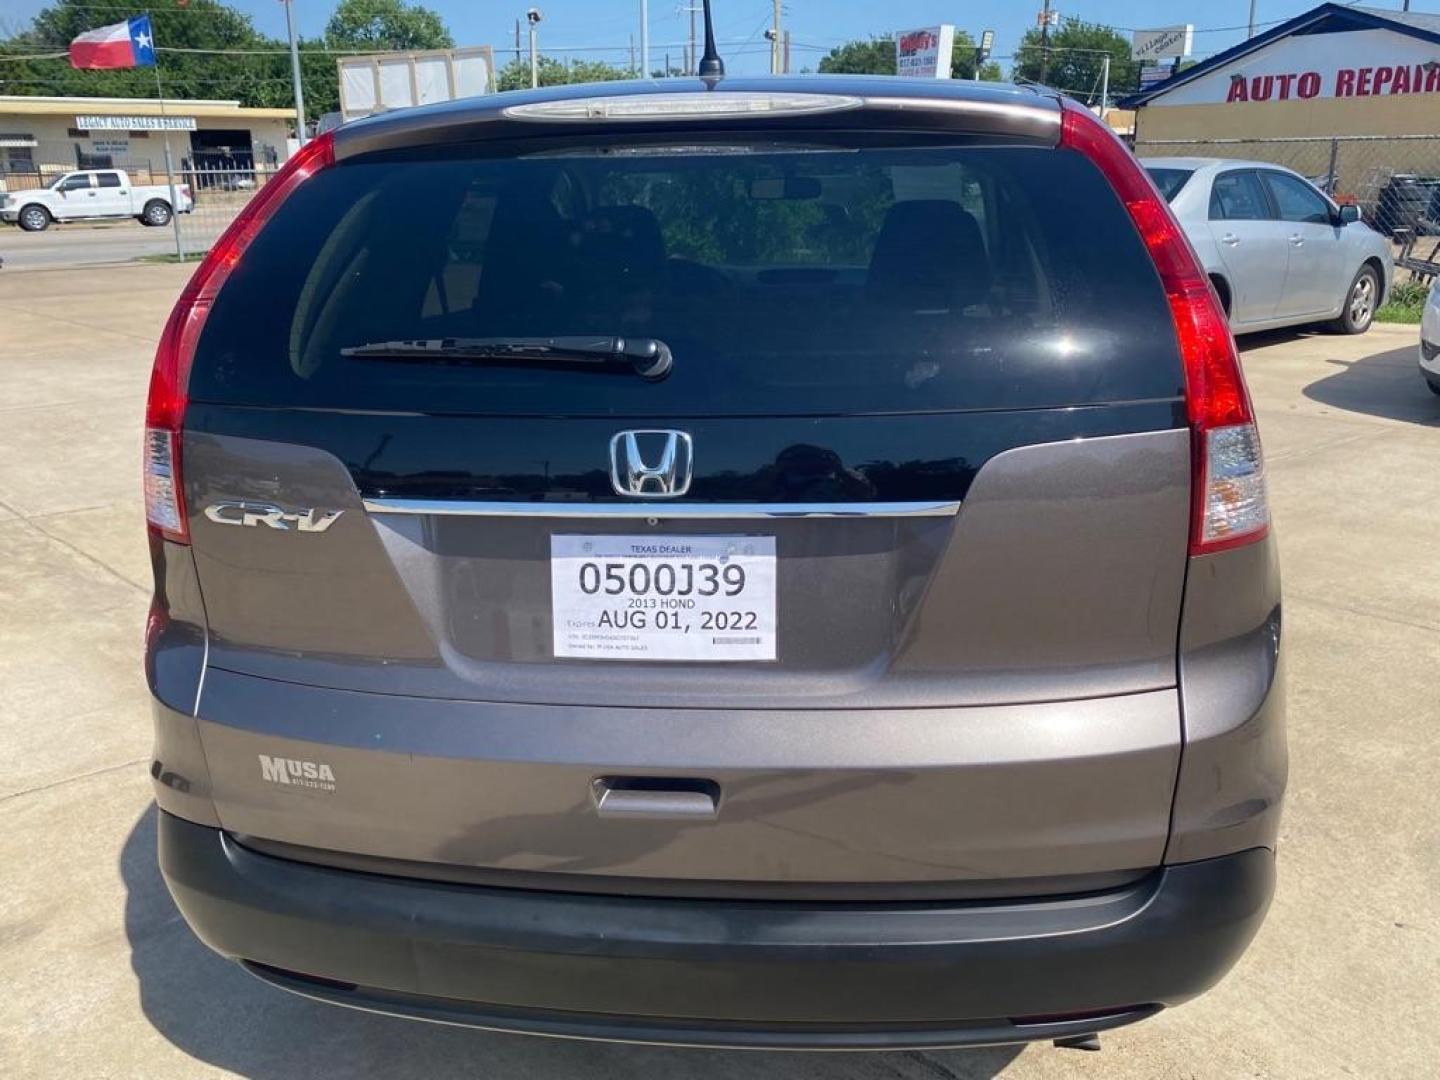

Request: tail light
left=1060, top=101, right=1268, bottom=556
left=143, top=132, right=335, bottom=543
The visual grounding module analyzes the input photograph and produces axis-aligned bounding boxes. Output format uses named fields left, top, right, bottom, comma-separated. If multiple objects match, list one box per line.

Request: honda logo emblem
left=609, top=430, right=693, bottom=498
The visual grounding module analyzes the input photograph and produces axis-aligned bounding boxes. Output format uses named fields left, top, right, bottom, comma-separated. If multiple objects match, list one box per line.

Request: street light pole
left=283, top=0, right=307, bottom=146
left=527, top=8, right=542, bottom=88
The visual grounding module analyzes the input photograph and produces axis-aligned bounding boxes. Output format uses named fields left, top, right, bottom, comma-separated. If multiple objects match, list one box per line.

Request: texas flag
left=69, top=15, right=156, bottom=70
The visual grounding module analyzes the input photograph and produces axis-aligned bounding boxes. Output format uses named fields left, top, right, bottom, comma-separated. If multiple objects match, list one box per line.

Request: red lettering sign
left=898, top=31, right=937, bottom=53
left=1216, top=60, right=1438, bottom=103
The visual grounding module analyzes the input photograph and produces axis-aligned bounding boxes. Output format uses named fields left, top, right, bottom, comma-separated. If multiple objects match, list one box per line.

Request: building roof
left=1121, top=3, right=1440, bottom=108
left=0, top=95, right=293, bottom=121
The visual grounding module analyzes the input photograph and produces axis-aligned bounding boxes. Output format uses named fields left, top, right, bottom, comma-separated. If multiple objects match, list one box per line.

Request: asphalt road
left=0, top=212, right=233, bottom=270
left=1, top=263, right=1438, bottom=1078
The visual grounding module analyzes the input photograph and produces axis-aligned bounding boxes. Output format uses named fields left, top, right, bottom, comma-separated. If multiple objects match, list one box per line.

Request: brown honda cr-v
left=144, top=73, right=1284, bottom=1051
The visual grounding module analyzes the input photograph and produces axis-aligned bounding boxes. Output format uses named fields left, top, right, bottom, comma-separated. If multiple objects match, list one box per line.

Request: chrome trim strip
left=362, top=498, right=961, bottom=519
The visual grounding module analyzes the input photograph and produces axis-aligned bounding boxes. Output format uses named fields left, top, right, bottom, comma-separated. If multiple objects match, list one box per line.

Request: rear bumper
left=159, top=810, right=1274, bottom=1049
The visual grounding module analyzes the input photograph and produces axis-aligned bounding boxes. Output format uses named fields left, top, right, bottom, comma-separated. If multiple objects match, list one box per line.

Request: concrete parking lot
left=1, top=262, right=1437, bottom=1079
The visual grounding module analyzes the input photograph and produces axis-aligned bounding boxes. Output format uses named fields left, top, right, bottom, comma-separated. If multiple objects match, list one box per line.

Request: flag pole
left=148, top=12, right=185, bottom=263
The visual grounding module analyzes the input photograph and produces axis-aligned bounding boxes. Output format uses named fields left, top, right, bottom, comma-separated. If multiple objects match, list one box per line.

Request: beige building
left=0, top=95, right=294, bottom=190
left=1125, top=4, right=1440, bottom=194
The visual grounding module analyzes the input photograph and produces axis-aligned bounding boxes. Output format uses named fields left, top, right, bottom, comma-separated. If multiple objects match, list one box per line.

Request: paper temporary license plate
left=551, top=535, right=776, bottom=662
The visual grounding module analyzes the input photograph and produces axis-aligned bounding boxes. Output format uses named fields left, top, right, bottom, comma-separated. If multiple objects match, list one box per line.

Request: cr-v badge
left=609, top=430, right=693, bottom=498
left=204, top=501, right=344, bottom=532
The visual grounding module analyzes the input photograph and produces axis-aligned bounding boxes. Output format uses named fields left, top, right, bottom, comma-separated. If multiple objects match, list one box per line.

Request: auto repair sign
left=895, top=25, right=955, bottom=79
left=1145, top=28, right=1440, bottom=105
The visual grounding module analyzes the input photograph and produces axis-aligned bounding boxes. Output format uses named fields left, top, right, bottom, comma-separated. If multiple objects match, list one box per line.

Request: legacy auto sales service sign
left=1148, top=28, right=1440, bottom=106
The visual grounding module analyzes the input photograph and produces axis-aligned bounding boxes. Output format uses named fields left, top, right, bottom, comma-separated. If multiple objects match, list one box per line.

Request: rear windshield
left=1146, top=167, right=1195, bottom=202
left=191, top=136, right=1183, bottom=417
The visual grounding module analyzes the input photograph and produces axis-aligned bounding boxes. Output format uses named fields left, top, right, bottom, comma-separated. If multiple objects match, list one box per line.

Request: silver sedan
left=1143, top=157, right=1393, bottom=335
left=1421, top=278, right=1439, bottom=395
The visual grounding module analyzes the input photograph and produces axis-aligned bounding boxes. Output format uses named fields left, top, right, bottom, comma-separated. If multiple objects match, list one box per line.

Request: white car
left=1143, top=157, right=1393, bottom=335
left=0, top=168, right=193, bottom=231
left=1421, top=278, right=1440, bottom=396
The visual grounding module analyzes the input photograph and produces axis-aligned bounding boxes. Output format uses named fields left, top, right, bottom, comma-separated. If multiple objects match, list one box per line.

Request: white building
left=0, top=94, right=294, bottom=189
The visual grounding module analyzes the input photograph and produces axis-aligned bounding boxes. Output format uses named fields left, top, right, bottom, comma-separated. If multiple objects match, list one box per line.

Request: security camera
left=526, top=8, right=542, bottom=24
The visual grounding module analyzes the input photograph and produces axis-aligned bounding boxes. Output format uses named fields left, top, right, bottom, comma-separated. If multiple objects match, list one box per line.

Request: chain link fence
left=173, top=165, right=277, bottom=253
left=1132, top=134, right=1440, bottom=281
left=1, top=159, right=277, bottom=256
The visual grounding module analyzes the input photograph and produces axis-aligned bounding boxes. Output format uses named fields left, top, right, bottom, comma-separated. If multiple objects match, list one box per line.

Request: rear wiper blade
left=339, top=336, right=673, bottom=381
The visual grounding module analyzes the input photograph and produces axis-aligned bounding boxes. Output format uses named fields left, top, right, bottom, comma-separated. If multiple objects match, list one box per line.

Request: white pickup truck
left=0, top=168, right=193, bottom=232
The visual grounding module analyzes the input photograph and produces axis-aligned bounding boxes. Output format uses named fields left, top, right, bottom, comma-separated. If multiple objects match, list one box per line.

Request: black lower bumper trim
left=243, top=960, right=1159, bottom=1050
left=159, top=811, right=1273, bottom=1049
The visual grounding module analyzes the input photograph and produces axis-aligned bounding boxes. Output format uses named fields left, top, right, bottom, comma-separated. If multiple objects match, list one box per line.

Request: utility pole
left=1099, top=53, right=1110, bottom=115
left=783, top=29, right=790, bottom=74
left=1038, top=0, right=1053, bottom=85
left=771, top=0, right=782, bottom=75
left=641, top=0, right=650, bottom=77
left=283, top=0, right=306, bottom=147
left=514, top=19, right=521, bottom=62
left=1247, top=0, right=1258, bottom=39
left=688, top=1, right=697, bottom=74
left=629, top=33, right=636, bottom=76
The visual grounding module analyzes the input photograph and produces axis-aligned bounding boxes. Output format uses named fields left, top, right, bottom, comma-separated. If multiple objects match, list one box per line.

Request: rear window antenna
left=697, top=0, right=725, bottom=81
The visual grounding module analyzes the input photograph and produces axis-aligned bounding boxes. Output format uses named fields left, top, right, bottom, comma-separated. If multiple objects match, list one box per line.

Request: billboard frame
left=1131, top=26, right=1194, bottom=63
left=337, top=45, right=497, bottom=123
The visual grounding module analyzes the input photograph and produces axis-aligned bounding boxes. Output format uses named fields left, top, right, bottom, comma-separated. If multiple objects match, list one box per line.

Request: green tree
left=1011, top=19, right=1139, bottom=99
left=817, top=33, right=1001, bottom=81
left=0, top=0, right=267, bottom=103
left=817, top=37, right=893, bottom=76
left=324, top=0, right=452, bottom=51
left=496, top=55, right=630, bottom=92
left=0, top=0, right=463, bottom=123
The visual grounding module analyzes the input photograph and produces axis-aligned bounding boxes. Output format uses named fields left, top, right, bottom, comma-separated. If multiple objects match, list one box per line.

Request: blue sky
left=6, top=1, right=1440, bottom=79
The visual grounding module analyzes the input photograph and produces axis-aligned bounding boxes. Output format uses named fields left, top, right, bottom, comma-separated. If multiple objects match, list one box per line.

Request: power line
left=1, top=2, right=253, bottom=14
left=1058, top=11, right=1296, bottom=36
left=1, top=32, right=785, bottom=58
left=0, top=75, right=305, bottom=86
